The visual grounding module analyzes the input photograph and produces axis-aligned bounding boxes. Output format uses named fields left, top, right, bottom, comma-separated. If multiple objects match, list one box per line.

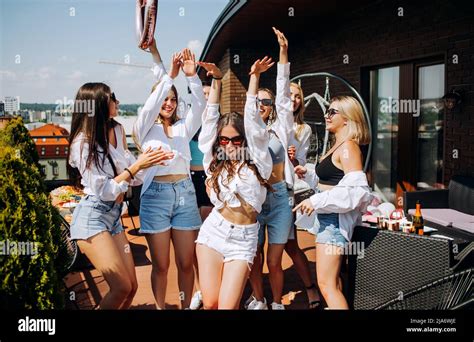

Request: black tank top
left=316, top=143, right=345, bottom=186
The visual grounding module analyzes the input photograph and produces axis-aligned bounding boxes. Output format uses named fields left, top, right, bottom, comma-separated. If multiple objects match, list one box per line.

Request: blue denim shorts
left=139, top=178, right=202, bottom=233
left=257, top=181, right=293, bottom=245
left=316, top=213, right=348, bottom=248
left=70, top=195, right=124, bottom=240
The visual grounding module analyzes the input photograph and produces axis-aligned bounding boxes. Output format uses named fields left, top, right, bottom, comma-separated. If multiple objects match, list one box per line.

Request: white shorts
left=196, top=209, right=259, bottom=265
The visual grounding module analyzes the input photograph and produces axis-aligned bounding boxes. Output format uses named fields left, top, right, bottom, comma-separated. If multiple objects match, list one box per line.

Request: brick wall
left=217, top=0, right=474, bottom=183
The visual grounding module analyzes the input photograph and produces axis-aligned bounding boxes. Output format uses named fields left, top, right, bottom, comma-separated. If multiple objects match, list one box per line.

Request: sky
left=0, top=0, right=228, bottom=104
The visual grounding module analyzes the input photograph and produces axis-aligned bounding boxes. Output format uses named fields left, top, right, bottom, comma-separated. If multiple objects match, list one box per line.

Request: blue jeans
left=316, top=213, right=348, bottom=248
left=257, top=181, right=293, bottom=245
left=139, top=178, right=202, bottom=233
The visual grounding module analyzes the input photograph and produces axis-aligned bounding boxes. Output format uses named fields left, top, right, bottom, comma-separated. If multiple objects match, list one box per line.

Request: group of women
left=67, top=27, right=373, bottom=310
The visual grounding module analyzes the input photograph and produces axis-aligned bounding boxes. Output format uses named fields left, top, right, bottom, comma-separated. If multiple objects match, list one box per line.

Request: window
left=65, top=147, right=69, bottom=155
left=41, top=147, right=46, bottom=156
left=42, top=138, right=46, bottom=142
left=55, top=147, right=60, bottom=155
left=40, top=165, right=46, bottom=174
left=52, top=165, right=59, bottom=176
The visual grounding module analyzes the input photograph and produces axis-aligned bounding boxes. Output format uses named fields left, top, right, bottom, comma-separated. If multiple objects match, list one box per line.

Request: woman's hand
left=169, top=52, right=183, bottom=79
left=273, top=27, right=289, bottom=64
left=249, top=56, right=275, bottom=75
left=181, top=48, right=197, bottom=77
left=197, top=61, right=223, bottom=79
left=136, top=146, right=174, bottom=170
left=293, top=198, right=315, bottom=216
left=294, top=165, right=307, bottom=179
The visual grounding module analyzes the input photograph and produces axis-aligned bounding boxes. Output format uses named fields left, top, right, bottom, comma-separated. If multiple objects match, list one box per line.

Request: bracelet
left=124, top=167, right=134, bottom=180
left=213, top=76, right=223, bottom=80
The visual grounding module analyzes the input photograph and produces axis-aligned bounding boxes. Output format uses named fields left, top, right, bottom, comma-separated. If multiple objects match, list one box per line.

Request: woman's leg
left=266, top=243, right=286, bottom=305
left=145, top=230, right=171, bottom=309
left=247, top=245, right=265, bottom=302
left=194, top=206, right=213, bottom=291
left=112, top=231, right=138, bottom=309
left=171, top=229, right=198, bottom=309
left=196, top=243, right=223, bottom=309
left=316, top=243, right=348, bottom=309
left=219, top=260, right=251, bottom=309
left=285, top=232, right=321, bottom=307
left=77, top=231, right=133, bottom=309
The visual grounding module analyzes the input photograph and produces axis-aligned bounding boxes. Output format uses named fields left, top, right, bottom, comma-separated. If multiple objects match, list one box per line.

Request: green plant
left=0, top=117, right=66, bottom=309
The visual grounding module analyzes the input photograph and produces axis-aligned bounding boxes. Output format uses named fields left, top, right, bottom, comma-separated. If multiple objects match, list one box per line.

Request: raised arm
left=197, top=62, right=223, bottom=173
left=181, top=48, right=206, bottom=139
left=273, top=27, right=294, bottom=142
left=133, top=50, right=181, bottom=144
left=246, top=57, right=275, bottom=180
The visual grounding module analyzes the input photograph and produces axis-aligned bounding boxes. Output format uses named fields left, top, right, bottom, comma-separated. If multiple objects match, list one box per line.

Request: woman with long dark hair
left=195, top=57, right=274, bottom=309
left=68, top=82, right=172, bottom=309
left=132, top=40, right=206, bottom=309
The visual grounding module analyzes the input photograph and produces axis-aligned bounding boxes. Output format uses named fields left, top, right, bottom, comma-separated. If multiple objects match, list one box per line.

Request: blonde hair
left=330, top=95, right=370, bottom=145
left=290, top=82, right=306, bottom=142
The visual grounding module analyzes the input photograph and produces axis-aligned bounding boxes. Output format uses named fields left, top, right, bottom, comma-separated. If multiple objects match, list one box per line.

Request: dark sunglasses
left=218, top=135, right=245, bottom=146
left=257, top=98, right=273, bottom=106
left=325, top=107, right=339, bottom=119
left=110, top=92, right=118, bottom=103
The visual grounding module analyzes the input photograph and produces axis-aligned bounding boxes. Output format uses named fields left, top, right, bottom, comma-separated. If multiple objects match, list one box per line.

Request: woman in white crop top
left=68, top=82, right=172, bottom=309
left=195, top=59, right=273, bottom=309
left=132, top=40, right=206, bottom=309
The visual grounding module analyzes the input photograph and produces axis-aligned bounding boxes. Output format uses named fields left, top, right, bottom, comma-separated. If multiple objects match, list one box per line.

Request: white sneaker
left=246, top=297, right=268, bottom=310
left=271, top=302, right=285, bottom=310
left=189, top=291, right=203, bottom=310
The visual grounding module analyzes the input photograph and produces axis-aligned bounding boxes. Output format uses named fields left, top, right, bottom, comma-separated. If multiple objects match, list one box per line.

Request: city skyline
left=0, top=0, right=228, bottom=104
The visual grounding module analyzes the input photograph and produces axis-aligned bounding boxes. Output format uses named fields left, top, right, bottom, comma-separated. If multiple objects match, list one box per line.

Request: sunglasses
left=324, top=107, right=339, bottom=119
left=218, top=135, right=245, bottom=146
left=110, top=92, right=118, bottom=103
left=257, top=98, right=273, bottom=106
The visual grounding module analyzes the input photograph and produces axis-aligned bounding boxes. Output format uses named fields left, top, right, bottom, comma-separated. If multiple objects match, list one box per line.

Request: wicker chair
left=375, top=268, right=473, bottom=310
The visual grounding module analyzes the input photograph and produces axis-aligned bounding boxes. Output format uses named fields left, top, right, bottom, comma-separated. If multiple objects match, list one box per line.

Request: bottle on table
left=413, top=201, right=424, bottom=235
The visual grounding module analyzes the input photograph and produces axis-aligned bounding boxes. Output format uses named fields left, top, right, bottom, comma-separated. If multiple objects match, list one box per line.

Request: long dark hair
left=207, top=112, right=272, bottom=202
left=67, top=82, right=118, bottom=188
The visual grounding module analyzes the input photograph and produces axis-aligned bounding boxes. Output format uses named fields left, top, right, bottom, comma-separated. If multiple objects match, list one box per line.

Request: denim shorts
left=70, top=195, right=124, bottom=240
left=139, top=178, right=202, bottom=233
left=316, top=213, right=348, bottom=248
left=257, top=181, right=293, bottom=245
left=196, top=209, right=259, bottom=265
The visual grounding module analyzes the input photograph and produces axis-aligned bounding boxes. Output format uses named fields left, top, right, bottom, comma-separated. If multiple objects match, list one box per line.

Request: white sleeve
left=184, top=74, right=206, bottom=139
left=133, top=62, right=173, bottom=145
left=122, top=149, right=144, bottom=186
left=244, top=94, right=272, bottom=180
left=295, top=125, right=312, bottom=166
left=275, top=63, right=294, bottom=143
left=309, top=184, right=373, bottom=214
left=198, top=104, right=220, bottom=175
left=70, top=140, right=129, bottom=201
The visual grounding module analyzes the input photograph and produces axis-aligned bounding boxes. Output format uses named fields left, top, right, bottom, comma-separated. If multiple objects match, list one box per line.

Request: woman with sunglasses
left=133, top=39, right=206, bottom=309
left=293, top=96, right=373, bottom=309
left=283, top=81, right=322, bottom=309
left=195, top=57, right=274, bottom=309
left=68, top=84, right=173, bottom=309
left=246, top=28, right=295, bottom=310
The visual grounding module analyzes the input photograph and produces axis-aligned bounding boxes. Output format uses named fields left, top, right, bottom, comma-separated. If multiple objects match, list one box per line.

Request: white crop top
left=199, top=97, right=273, bottom=213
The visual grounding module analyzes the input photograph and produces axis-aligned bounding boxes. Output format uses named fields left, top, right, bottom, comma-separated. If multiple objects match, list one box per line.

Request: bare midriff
left=268, top=162, right=285, bottom=184
left=317, top=183, right=335, bottom=192
left=218, top=193, right=257, bottom=225
left=190, top=165, right=205, bottom=171
left=154, top=174, right=188, bottom=182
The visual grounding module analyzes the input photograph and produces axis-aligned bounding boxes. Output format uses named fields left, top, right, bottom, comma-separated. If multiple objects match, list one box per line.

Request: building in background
left=199, top=0, right=474, bottom=204
left=4, top=96, right=20, bottom=114
left=0, top=101, right=4, bottom=115
left=29, top=124, right=70, bottom=181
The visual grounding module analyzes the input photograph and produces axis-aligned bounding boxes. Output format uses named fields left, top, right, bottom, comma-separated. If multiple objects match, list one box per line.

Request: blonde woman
left=294, top=96, right=373, bottom=309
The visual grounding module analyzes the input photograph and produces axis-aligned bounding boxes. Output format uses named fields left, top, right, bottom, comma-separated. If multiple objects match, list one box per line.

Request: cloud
left=66, top=70, right=87, bottom=80
left=187, top=39, right=203, bottom=57
left=24, top=66, right=56, bottom=81
left=0, top=70, right=17, bottom=81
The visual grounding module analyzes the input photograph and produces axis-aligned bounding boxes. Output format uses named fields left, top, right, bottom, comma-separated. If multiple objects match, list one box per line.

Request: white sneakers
left=189, top=290, right=203, bottom=310
left=271, top=302, right=285, bottom=310
left=246, top=296, right=268, bottom=310
left=245, top=296, right=285, bottom=310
